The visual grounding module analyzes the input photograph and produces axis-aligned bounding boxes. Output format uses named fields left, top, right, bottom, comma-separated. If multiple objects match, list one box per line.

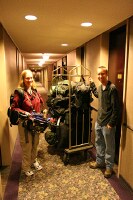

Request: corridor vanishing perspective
left=0, top=2, right=133, bottom=199
left=2, top=84, right=133, bottom=200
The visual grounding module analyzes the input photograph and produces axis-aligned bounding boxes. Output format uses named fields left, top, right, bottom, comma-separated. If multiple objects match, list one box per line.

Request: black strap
left=80, top=75, right=86, bottom=84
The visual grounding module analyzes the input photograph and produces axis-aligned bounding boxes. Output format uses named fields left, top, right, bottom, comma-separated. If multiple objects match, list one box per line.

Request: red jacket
left=11, top=89, right=44, bottom=114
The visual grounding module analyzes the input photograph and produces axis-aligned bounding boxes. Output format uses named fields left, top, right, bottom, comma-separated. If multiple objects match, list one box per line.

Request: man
left=89, top=66, right=119, bottom=178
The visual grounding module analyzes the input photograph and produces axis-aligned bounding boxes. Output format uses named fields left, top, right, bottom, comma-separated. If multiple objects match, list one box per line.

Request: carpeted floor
left=18, top=133, right=120, bottom=200
left=35, top=82, right=48, bottom=109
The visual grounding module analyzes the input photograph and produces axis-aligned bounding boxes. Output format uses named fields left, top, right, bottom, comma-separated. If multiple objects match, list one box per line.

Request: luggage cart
left=62, top=65, right=93, bottom=165
left=46, top=65, right=93, bottom=164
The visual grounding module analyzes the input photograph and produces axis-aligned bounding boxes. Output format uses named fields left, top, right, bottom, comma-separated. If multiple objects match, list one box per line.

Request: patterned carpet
left=18, top=133, right=120, bottom=200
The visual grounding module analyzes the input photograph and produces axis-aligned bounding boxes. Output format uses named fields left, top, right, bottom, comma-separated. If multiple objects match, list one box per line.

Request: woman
left=11, top=69, right=44, bottom=176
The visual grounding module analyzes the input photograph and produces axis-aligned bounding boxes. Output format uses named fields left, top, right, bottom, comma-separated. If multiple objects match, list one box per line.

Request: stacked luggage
left=45, top=77, right=93, bottom=149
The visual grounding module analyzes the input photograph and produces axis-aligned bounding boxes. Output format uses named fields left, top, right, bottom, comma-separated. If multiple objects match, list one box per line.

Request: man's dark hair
left=98, top=66, right=108, bottom=73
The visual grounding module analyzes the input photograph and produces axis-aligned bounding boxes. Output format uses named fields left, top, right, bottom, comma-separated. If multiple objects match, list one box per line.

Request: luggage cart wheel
left=63, top=153, right=69, bottom=165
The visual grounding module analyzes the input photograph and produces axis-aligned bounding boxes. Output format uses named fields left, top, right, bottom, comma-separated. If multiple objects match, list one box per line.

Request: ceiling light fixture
left=38, top=60, right=45, bottom=67
left=61, top=44, right=68, bottom=46
left=42, top=53, right=50, bottom=61
left=81, top=22, right=92, bottom=27
left=25, top=15, right=37, bottom=20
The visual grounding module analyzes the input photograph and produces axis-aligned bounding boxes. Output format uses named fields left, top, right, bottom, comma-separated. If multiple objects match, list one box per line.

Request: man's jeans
left=95, top=121, right=116, bottom=169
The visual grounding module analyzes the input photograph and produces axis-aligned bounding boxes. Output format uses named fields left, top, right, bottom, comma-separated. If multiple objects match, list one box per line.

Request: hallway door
left=108, top=25, right=126, bottom=163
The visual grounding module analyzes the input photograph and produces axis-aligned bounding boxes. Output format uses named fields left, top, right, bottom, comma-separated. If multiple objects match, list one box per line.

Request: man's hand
left=107, top=124, right=112, bottom=129
left=89, top=77, right=93, bottom=83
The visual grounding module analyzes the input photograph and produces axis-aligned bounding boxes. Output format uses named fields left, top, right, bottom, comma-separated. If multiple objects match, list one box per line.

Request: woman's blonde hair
left=18, top=69, right=36, bottom=90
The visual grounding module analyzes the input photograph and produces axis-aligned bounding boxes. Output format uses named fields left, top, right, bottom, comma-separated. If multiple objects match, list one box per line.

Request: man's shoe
left=89, top=161, right=105, bottom=169
left=25, top=170, right=34, bottom=176
left=33, top=159, right=43, bottom=171
left=104, top=168, right=113, bottom=178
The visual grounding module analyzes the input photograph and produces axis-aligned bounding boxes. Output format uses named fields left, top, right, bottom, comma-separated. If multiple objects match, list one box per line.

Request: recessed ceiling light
left=25, top=15, right=37, bottom=21
left=81, top=22, right=92, bottom=27
left=42, top=53, right=50, bottom=61
left=61, top=44, right=68, bottom=46
left=38, top=59, right=45, bottom=66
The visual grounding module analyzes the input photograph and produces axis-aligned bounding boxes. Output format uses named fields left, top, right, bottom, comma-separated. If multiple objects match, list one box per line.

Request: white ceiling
left=0, top=0, right=133, bottom=67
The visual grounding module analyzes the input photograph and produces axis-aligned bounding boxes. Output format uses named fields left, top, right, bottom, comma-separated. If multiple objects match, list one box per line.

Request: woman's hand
left=25, top=111, right=31, bottom=117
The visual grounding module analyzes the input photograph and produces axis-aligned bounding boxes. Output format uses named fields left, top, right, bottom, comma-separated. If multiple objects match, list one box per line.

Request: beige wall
left=3, top=29, right=20, bottom=159
left=0, top=24, right=26, bottom=197
left=0, top=25, right=12, bottom=165
left=67, top=50, right=76, bottom=66
left=85, top=36, right=100, bottom=110
left=85, top=33, right=109, bottom=149
left=85, top=34, right=109, bottom=109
